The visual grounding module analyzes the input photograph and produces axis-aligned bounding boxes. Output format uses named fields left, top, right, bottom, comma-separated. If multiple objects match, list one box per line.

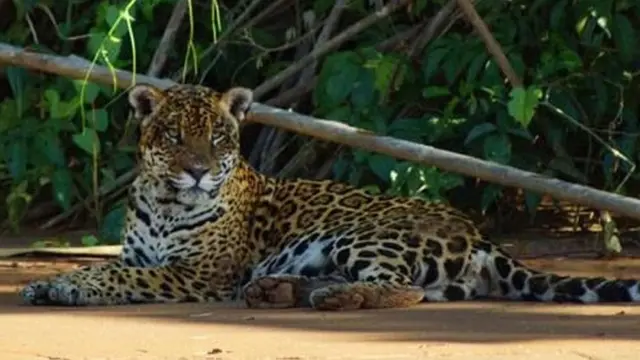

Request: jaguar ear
left=220, top=87, right=253, bottom=122
left=128, top=84, right=165, bottom=121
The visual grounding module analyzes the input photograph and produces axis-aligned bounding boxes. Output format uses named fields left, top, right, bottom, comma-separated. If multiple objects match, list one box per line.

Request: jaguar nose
left=185, top=166, right=209, bottom=181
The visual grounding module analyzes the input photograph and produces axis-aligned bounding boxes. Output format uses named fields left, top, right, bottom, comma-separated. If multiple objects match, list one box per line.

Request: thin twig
left=265, top=79, right=317, bottom=107
left=269, top=4, right=461, bottom=177
left=40, top=169, right=137, bottom=230
left=388, top=0, right=459, bottom=111
left=253, top=0, right=412, bottom=99
left=260, top=0, right=348, bottom=174
left=455, top=0, right=522, bottom=87
left=172, top=0, right=283, bottom=81
left=263, top=23, right=423, bottom=108
left=148, top=0, right=188, bottom=77
left=216, top=0, right=268, bottom=44
left=314, top=147, right=342, bottom=180
left=376, top=24, right=423, bottom=52
left=407, top=0, right=458, bottom=59
left=298, top=0, right=346, bottom=88
left=277, top=139, right=319, bottom=178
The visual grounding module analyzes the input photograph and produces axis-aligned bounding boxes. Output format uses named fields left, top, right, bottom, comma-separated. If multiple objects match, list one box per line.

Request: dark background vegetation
left=0, top=0, right=638, bottom=248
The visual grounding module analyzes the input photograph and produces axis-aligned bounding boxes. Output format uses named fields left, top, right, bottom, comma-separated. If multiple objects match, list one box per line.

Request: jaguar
left=20, top=83, right=640, bottom=309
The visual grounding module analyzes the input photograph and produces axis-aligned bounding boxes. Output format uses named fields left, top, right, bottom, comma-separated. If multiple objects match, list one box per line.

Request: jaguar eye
left=165, top=129, right=181, bottom=144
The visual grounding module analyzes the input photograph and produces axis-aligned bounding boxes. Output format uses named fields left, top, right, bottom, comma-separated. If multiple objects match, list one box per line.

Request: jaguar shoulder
left=20, top=83, right=640, bottom=309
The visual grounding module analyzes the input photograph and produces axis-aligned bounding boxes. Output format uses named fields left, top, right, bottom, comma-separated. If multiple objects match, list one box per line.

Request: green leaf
left=422, top=47, right=449, bottom=83
left=361, top=184, right=381, bottom=195
left=368, top=112, right=388, bottom=135
left=44, top=90, right=78, bottom=120
left=110, top=150, right=135, bottom=171
left=507, top=86, right=542, bottom=127
left=332, top=155, right=349, bottom=180
left=464, top=122, right=497, bottom=145
left=483, top=133, right=511, bottom=164
left=13, top=0, right=38, bottom=17
left=315, top=52, right=360, bottom=107
left=35, top=130, right=66, bottom=167
left=75, top=81, right=101, bottom=104
left=6, top=180, right=32, bottom=231
left=558, top=49, right=582, bottom=72
left=442, top=47, right=461, bottom=84
left=350, top=69, right=377, bottom=110
left=592, top=78, right=608, bottom=117
left=313, top=0, right=337, bottom=16
left=550, top=0, right=568, bottom=29
left=548, top=157, right=588, bottom=183
left=6, top=66, right=28, bottom=117
left=466, top=53, right=487, bottom=84
left=413, top=0, right=428, bottom=15
left=506, top=127, right=534, bottom=141
left=326, top=72, right=358, bottom=106
left=524, top=191, right=542, bottom=219
left=548, top=90, right=580, bottom=125
left=44, top=89, right=61, bottom=118
left=106, top=5, right=128, bottom=37
left=87, top=31, right=107, bottom=57
left=507, top=52, right=526, bottom=80
left=612, top=14, right=636, bottom=63
left=481, top=184, right=503, bottom=213
left=51, top=168, right=73, bottom=210
left=323, top=106, right=352, bottom=123
left=367, top=154, right=397, bottom=183
left=81, top=234, right=100, bottom=247
left=72, top=129, right=101, bottom=155
left=90, top=108, right=109, bottom=132
left=387, top=118, right=428, bottom=143
left=347, top=166, right=363, bottom=186
left=87, top=32, right=122, bottom=64
left=422, top=86, right=450, bottom=99
left=480, top=60, right=502, bottom=87
left=0, top=99, right=19, bottom=132
left=368, top=53, right=401, bottom=95
left=7, top=138, right=27, bottom=180
left=405, top=167, right=425, bottom=196
left=420, top=167, right=465, bottom=197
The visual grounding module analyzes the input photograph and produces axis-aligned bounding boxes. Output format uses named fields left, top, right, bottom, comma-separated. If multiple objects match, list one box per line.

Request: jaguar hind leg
left=243, top=274, right=349, bottom=309
left=423, top=279, right=479, bottom=302
left=422, top=251, right=490, bottom=302
left=309, top=281, right=425, bottom=310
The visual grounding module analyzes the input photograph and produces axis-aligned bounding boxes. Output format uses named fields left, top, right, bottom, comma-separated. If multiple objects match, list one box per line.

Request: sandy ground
left=0, top=255, right=639, bottom=360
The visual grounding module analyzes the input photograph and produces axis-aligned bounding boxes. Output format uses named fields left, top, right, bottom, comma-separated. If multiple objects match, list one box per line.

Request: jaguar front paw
left=20, top=276, right=97, bottom=306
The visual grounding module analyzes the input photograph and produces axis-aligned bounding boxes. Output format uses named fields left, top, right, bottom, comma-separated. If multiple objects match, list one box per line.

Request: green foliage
left=0, top=0, right=639, bottom=245
left=0, top=1, right=175, bottom=238
left=314, top=0, right=640, bottom=216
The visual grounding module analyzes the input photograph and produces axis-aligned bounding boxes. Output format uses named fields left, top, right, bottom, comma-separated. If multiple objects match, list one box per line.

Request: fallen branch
left=1, top=43, right=640, bottom=220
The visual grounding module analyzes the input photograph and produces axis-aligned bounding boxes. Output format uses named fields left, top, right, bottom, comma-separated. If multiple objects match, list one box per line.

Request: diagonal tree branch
left=1, top=42, right=640, bottom=220
left=455, top=0, right=522, bottom=87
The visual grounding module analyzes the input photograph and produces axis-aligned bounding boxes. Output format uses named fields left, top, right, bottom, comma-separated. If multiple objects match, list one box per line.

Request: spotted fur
left=20, top=84, right=640, bottom=309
